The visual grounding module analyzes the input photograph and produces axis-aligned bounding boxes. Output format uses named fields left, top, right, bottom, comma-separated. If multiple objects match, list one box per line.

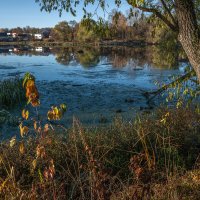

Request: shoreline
left=0, top=40, right=156, bottom=47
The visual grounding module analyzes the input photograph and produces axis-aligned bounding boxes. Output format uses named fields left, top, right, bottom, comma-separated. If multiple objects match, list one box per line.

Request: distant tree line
left=50, top=9, right=177, bottom=45
left=0, top=9, right=177, bottom=45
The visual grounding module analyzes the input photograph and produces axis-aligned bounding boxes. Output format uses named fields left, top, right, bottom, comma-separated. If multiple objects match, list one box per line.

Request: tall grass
left=0, top=73, right=199, bottom=199
left=0, top=106, right=199, bottom=199
left=0, top=77, right=25, bottom=109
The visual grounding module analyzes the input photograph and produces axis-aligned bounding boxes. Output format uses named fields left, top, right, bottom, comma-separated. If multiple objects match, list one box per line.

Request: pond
left=0, top=45, right=188, bottom=138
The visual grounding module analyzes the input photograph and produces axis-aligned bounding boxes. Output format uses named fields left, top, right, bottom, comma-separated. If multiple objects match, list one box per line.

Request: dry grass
left=0, top=106, right=199, bottom=199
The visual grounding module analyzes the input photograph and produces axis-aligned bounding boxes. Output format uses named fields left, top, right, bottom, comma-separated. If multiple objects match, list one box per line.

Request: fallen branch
left=143, top=70, right=196, bottom=101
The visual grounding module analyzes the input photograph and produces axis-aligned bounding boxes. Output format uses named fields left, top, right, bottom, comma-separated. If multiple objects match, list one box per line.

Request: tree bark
left=175, top=0, right=200, bottom=81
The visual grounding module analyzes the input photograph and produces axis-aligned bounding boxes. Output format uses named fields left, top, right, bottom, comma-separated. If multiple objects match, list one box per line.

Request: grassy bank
left=0, top=78, right=25, bottom=109
left=0, top=106, right=199, bottom=199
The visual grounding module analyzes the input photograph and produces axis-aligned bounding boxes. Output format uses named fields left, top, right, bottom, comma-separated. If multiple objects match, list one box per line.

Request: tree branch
left=143, top=70, right=196, bottom=101
left=136, top=6, right=178, bottom=31
left=160, top=0, right=177, bottom=26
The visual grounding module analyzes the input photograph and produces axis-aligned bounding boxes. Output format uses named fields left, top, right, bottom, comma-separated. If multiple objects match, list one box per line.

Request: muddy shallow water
left=0, top=46, right=187, bottom=138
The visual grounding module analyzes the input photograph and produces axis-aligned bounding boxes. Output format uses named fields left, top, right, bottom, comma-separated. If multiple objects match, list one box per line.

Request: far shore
left=0, top=40, right=156, bottom=47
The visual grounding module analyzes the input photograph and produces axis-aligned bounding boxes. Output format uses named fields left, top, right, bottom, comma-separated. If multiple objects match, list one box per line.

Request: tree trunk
left=175, top=0, right=200, bottom=81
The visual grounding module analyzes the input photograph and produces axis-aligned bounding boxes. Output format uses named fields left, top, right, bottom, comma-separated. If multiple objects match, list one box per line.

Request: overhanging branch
left=136, top=6, right=178, bottom=31
left=143, top=70, right=196, bottom=102
left=160, top=0, right=177, bottom=26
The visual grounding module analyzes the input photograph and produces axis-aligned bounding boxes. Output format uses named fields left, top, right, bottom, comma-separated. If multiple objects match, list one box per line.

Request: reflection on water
left=0, top=45, right=188, bottom=133
left=0, top=45, right=186, bottom=70
left=53, top=47, right=72, bottom=66
left=76, top=49, right=100, bottom=68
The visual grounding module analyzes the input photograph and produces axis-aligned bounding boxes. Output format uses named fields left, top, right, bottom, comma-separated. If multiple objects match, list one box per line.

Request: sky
left=0, top=0, right=131, bottom=28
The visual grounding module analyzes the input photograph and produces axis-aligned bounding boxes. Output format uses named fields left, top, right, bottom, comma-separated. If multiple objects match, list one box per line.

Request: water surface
left=0, top=45, right=187, bottom=137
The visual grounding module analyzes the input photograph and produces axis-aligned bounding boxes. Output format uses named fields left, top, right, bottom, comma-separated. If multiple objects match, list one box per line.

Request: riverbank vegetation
left=1, top=0, right=200, bottom=198
left=0, top=106, right=199, bottom=199
left=0, top=73, right=199, bottom=199
left=0, top=78, right=25, bottom=109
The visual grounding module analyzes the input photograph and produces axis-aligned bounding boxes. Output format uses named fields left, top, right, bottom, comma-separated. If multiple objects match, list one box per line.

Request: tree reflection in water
left=53, top=47, right=72, bottom=66
left=75, top=48, right=100, bottom=68
left=0, top=45, right=187, bottom=69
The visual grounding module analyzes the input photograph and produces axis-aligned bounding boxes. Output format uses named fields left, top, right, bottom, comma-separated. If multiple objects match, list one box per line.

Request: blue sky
left=0, top=0, right=131, bottom=28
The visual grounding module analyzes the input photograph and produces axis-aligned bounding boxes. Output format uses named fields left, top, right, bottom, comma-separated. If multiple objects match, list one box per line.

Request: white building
left=7, top=33, right=17, bottom=38
left=35, top=47, right=43, bottom=52
left=34, top=34, right=43, bottom=40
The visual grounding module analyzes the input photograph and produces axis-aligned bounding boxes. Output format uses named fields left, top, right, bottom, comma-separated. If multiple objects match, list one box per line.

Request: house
left=34, top=34, right=43, bottom=40
left=0, top=32, right=13, bottom=42
left=35, top=47, right=43, bottom=52
left=11, top=33, right=17, bottom=38
left=17, top=33, right=30, bottom=41
left=0, top=32, right=7, bottom=38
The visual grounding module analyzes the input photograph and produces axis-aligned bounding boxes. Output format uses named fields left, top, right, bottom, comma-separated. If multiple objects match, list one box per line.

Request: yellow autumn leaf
left=10, top=136, right=16, bottom=147
left=32, top=159, right=37, bottom=170
left=19, top=123, right=23, bottom=137
left=0, top=178, right=9, bottom=192
left=34, top=121, right=37, bottom=130
left=160, top=118, right=166, bottom=124
left=57, top=109, right=62, bottom=120
left=23, top=126, right=29, bottom=136
left=19, top=124, right=29, bottom=137
left=47, top=111, right=54, bottom=120
left=26, top=79, right=35, bottom=88
left=165, top=112, right=170, bottom=117
left=53, top=107, right=59, bottom=115
left=22, top=109, right=29, bottom=120
left=60, top=103, right=67, bottom=112
left=47, top=105, right=66, bottom=121
left=44, top=124, right=49, bottom=132
left=19, top=142, right=25, bottom=154
left=36, top=145, right=46, bottom=158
